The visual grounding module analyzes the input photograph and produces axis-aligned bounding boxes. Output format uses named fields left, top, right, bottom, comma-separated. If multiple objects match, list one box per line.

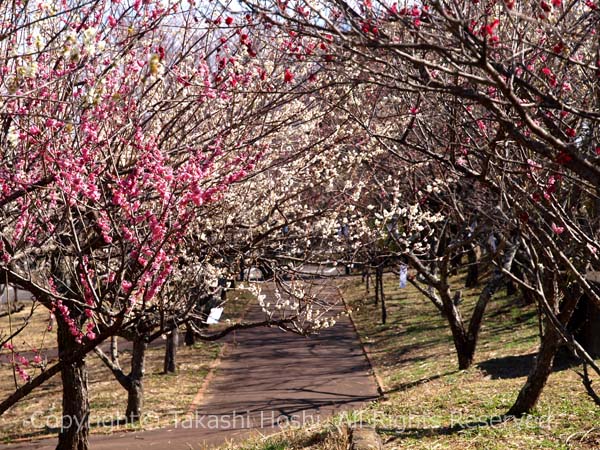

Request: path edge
left=334, top=279, right=385, bottom=398
left=186, top=291, right=255, bottom=415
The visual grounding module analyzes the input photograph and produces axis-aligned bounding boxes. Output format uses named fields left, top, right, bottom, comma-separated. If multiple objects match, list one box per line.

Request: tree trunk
left=184, top=324, right=196, bottom=347
left=239, top=259, right=245, bottom=281
left=442, top=295, right=474, bottom=370
left=455, top=334, right=475, bottom=371
left=125, top=337, right=147, bottom=422
left=506, top=280, right=517, bottom=296
left=506, top=325, right=561, bottom=417
left=56, top=315, right=89, bottom=450
left=379, top=268, right=387, bottom=324
left=507, top=257, right=525, bottom=297
left=450, top=253, right=462, bottom=276
left=374, top=268, right=380, bottom=306
left=163, top=328, right=178, bottom=373
left=465, top=245, right=479, bottom=288
left=465, top=241, right=520, bottom=363
left=507, top=291, right=581, bottom=416
left=571, top=296, right=600, bottom=358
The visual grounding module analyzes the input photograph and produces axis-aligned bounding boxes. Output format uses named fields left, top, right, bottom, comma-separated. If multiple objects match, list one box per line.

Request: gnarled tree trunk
left=125, top=337, right=147, bottom=422
left=454, top=334, right=476, bottom=371
left=465, top=245, right=479, bottom=288
left=507, top=291, right=581, bottom=416
left=374, top=268, right=379, bottom=306
left=363, top=266, right=371, bottom=293
left=163, top=328, right=178, bottom=373
left=95, top=334, right=147, bottom=423
left=378, top=267, right=387, bottom=324
left=443, top=301, right=474, bottom=370
left=56, top=314, right=89, bottom=450
left=507, top=324, right=561, bottom=417
left=184, top=324, right=196, bottom=346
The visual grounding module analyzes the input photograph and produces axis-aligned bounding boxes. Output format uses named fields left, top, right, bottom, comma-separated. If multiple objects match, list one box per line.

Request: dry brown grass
left=339, top=273, right=600, bottom=450
left=0, top=300, right=56, bottom=356
left=0, top=341, right=221, bottom=442
left=217, top=421, right=350, bottom=450
left=0, top=288, right=254, bottom=443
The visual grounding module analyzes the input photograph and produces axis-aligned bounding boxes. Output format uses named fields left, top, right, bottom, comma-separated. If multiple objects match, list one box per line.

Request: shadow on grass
left=384, top=370, right=459, bottom=395
left=10, top=418, right=144, bottom=443
left=4, top=417, right=135, bottom=443
left=477, top=350, right=579, bottom=379
left=379, top=414, right=520, bottom=442
left=357, top=337, right=450, bottom=372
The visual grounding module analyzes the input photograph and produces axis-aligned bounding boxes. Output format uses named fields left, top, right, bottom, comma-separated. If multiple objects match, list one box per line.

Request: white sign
left=206, top=307, right=224, bottom=324
left=399, top=264, right=408, bottom=289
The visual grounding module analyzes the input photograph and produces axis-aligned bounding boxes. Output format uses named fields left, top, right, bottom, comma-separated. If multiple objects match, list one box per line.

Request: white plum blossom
left=7, top=124, right=19, bottom=147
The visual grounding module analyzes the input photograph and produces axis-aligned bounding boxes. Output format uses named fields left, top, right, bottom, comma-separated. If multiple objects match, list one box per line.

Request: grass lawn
left=217, top=421, right=350, bottom=450
left=341, top=272, right=600, bottom=449
left=0, top=288, right=254, bottom=443
left=227, top=273, right=600, bottom=449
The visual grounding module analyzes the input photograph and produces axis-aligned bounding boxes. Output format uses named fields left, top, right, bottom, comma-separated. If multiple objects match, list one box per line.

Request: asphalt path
left=4, top=281, right=379, bottom=449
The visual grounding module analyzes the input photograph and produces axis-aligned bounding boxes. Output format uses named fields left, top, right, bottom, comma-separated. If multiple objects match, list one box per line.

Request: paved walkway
left=6, top=281, right=379, bottom=449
